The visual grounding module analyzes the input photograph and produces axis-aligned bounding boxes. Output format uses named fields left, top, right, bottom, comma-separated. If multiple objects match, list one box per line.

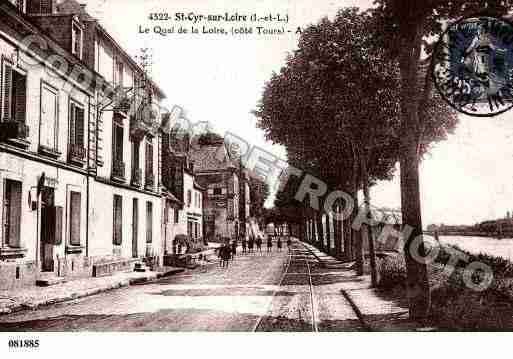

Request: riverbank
left=378, top=244, right=513, bottom=330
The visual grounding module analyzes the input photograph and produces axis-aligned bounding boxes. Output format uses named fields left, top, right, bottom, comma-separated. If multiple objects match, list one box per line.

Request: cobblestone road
left=0, top=242, right=364, bottom=331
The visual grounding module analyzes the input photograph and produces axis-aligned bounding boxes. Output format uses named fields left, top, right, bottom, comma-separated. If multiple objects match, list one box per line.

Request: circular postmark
left=432, top=15, right=513, bottom=117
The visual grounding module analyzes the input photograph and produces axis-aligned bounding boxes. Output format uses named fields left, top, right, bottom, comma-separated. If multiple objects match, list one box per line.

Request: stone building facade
left=189, top=135, right=250, bottom=241
left=161, top=125, right=204, bottom=254
left=0, top=0, right=168, bottom=289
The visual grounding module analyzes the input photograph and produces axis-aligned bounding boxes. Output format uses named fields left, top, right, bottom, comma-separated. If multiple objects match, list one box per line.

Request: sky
left=83, top=0, right=513, bottom=227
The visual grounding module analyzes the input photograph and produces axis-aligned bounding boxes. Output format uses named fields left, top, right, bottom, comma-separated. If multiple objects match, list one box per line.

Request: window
left=131, top=140, right=140, bottom=169
left=145, top=139, right=153, bottom=177
left=113, top=121, right=124, bottom=162
left=71, top=23, right=83, bottom=59
left=146, top=202, right=153, bottom=244
left=69, top=101, right=85, bottom=147
left=187, top=220, right=193, bottom=238
left=69, top=191, right=81, bottom=246
left=213, top=188, right=222, bottom=196
left=113, top=194, right=122, bottom=245
left=187, top=190, right=192, bottom=207
left=3, top=179, right=22, bottom=248
left=2, top=62, right=27, bottom=123
left=174, top=208, right=179, bottom=224
left=40, top=84, right=58, bottom=150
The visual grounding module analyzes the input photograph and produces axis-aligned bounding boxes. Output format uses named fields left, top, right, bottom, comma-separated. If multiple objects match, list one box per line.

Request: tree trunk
left=400, top=139, right=431, bottom=320
left=352, top=189, right=364, bottom=276
left=325, top=212, right=332, bottom=255
left=316, top=211, right=324, bottom=251
left=334, top=203, right=341, bottom=258
left=398, top=26, right=431, bottom=320
left=343, top=196, right=352, bottom=260
left=362, top=157, right=378, bottom=287
left=351, top=146, right=364, bottom=275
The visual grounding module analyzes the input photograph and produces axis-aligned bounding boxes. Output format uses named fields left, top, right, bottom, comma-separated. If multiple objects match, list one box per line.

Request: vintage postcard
left=0, top=0, right=513, bottom=356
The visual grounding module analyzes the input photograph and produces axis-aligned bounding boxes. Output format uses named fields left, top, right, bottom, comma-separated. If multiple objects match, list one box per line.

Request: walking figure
left=287, top=237, right=292, bottom=252
left=248, top=236, right=254, bottom=253
left=198, top=254, right=208, bottom=273
left=231, top=240, right=237, bottom=260
left=219, top=243, right=231, bottom=268
left=267, top=236, right=273, bottom=253
left=256, top=235, right=263, bottom=253
left=277, top=237, right=283, bottom=252
left=242, top=238, right=247, bottom=254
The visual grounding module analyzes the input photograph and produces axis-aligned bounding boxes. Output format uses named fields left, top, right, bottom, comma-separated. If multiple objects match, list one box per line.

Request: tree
left=374, top=0, right=511, bottom=319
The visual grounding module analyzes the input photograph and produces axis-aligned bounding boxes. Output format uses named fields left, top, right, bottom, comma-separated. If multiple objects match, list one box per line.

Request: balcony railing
left=111, top=160, right=126, bottom=182
left=131, top=168, right=142, bottom=187
left=68, top=144, right=86, bottom=165
left=145, top=172, right=155, bottom=191
left=0, top=120, right=29, bottom=149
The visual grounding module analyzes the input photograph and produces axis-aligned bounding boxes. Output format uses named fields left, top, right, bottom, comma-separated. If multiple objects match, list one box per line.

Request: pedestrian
left=248, top=236, right=254, bottom=253
left=287, top=237, right=292, bottom=252
left=242, top=237, right=247, bottom=254
left=231, top=240, right=237, bottom=260
left=267, top=236, right=273, bottom=253
left=256, top=235, right=262, bottom=253
left=221, top=243, right=231, bottom=268
left=198, top=254, right=208, bottom=273
left=277, top=237, right=283, bottom=252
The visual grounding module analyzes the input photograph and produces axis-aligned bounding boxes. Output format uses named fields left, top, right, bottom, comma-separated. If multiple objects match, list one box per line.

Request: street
left=0, top=242, right=363, bottom=331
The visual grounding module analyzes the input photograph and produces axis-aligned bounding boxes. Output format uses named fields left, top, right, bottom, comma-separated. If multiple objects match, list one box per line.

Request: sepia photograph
left=1, top=0, right=513, bottom=356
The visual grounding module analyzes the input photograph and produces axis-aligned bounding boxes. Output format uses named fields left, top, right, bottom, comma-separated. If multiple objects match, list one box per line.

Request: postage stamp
left=432, top=15, right=513, bottom=117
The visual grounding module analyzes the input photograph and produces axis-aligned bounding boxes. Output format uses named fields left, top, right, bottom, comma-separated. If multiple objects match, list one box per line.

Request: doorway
left=40, top=187, right=55, bottom=272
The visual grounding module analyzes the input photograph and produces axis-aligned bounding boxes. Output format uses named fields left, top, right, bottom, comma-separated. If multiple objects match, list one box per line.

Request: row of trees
left=255, top=1, right=513, bottom=319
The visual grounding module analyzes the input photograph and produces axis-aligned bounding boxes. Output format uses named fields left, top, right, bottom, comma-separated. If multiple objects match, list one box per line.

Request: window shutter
left=6, top=180, right=22, bottom=248
left=69, top=103, right=76, bottom=145
left=113, top=195, right=122, bottom=245
left=54, top=206, right=63, bottom=245
left=70, top=192, right=81, bottom=246
left=146, top=202, right=152, bottom=244
left=13, top=72, right=26, bottom=123
left=75, top=107, right=85, bottom=147
left=3, top=64, right=12, bottom=120
left=145, top=142, right=153, bottom=175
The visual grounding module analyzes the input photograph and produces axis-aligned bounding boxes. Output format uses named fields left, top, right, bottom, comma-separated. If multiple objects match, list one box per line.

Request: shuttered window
left=3, top=179, right=22, bottom=248
left=174, top=208, right=179, bottom=224
left=145, top=140, right=153, bottom=177
left=146, top=201, right=152, bottom=244
left=2, top=63, right=26, bottom=123
left=69, top=191, right=81, bottom=246
left=54, top=206, right=63, bottom=245
left=69, top=102, right=85, bottom=147
left=40, top=84, right=58, bottom=150
left=113, top=122, right=124, bottom=162
left=132, top=140, right=140, bottom=169
left=113, top=194, right=122, bottom=245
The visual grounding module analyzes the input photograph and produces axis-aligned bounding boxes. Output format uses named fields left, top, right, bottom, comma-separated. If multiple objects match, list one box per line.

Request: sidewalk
left=301, top=241, right=431, bottom=331
left=0, top=266, right=184, bottom=316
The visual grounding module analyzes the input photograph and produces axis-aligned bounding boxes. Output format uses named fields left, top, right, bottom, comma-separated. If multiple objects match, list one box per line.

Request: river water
left=436, top=235, right=513, bottom=261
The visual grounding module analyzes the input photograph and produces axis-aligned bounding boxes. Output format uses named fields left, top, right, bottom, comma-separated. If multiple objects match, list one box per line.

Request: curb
left=340, top=289, right=373, bottom=331
left=0, top=269, right=184, bottom=317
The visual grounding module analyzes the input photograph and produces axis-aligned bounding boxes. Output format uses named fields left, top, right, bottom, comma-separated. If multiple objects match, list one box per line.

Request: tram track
left=253, top=241, right=319, bottom=332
